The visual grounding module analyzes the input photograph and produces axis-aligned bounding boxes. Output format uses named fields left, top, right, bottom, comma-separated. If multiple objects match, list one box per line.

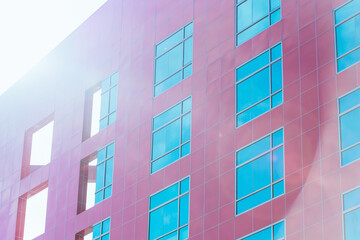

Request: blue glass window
left=99, top=72, right=118, bottom=130
left=149, top=178, right=190, bottom=240
left=93, top=218, right=110, bottom=240
left=154, top=23, right=193, bottom=96
left=236, top=0, right=281, bottom=46
left=335, top=0, right=360, bottom=72
left=343, top=187, right=360, bottom=240
left=339, top=88, right=360, bottom=166
left=239, top=220, right=285, bottom=240
left=236, top=129, right=284, bottom=215
left=151, top=97, right=191, bottom=173
left=95, top=143, right=115, bottom=204
left=236, top=43, right=283, bottom=127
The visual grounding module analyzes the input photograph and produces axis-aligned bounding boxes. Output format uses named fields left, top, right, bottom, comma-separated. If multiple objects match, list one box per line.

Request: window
left=236, top=43, right=283, bottom=127
left=236, top=129, right=284, bottom=215
left=83, top=72, right=118, bottom=139
left=94, top=143, right=114, bottom=204
left=236, top=0, right=281, bottom=46
left=338, top=88, right=360, bottom=166
left=154, top=23, right=193, bottom=96
left=148, top=177, right=190, bottom=240
left=22, top=117, right=54, bottom=178
left=343, top=187, right=360, bottom=239
left=334, top=0, right=360, bottom=72
left=16, top=185, right=48, bottom=240
left=239, top=220, right=285, bottom=240
left=93, top=218, right=111, bottom=240
left=151, top=97, right=191, bottom=173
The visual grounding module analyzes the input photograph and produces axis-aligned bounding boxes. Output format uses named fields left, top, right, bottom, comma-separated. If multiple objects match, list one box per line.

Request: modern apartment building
left=1, top=0, right=360, bottom=239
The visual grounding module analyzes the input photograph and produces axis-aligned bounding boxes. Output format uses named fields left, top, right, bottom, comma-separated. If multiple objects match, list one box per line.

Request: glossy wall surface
left=0, top=0, right=359, bottom=239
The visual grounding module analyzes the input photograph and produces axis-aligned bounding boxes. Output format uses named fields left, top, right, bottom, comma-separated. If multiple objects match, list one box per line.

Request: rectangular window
left=239, top=220, right=285, bottom=240
left=93, top=218, right=111, bottom=240
left=95, top=142, right=114, bottom=204
left=338, top=88, right=360, bottom=166
left=236, top=129, right=284, bottom=215
left=151, top=97, right=191, bottom=173
left=334, top=0, right=360, bottom=72
left=236, top=0, right=281, bottom=46
left=154, top=23, right=193, bottom=96
left=343, top=187, right=360, bottom=239
left=83, top=72, right=118, bottom=140
left=16, top=185, right=48, bottom=240
left=148, top=177, right=190, bottom=240
left=236, top=43, right=283, bottom=127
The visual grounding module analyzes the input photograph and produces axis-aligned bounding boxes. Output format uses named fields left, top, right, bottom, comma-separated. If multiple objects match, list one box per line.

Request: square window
left=236, top=43, right=283, bottom=127
left=148, top=178, right=190, bottom=240
left=338, top=88, right=360, bottom=166
left=334, top=0, right=360, bottom=72
left=16, top=185, right=48, bottom=240
left=83, top=72, right=118, bottom=140
left=22, top=116, right=54, bottom=178
left=154, top=23, right=193, bottom=96
left=77, top=142, right=115, bottom=213
left=236, top=129, right=284, bottom=215
left=151, top=97, right=192, bottom=173
left=238, top=220, right=285, bottom=240
left=236, top=0, right=281, bottom=46
left=343, top=187, right=360, bottom=239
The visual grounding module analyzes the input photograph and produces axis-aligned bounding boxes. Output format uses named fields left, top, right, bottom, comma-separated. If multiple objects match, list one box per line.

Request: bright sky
left=0, top=0, right=108, bottom=96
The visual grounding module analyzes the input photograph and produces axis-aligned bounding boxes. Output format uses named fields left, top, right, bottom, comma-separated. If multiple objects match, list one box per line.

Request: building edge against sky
left=1, top=0, right=360, bottom=239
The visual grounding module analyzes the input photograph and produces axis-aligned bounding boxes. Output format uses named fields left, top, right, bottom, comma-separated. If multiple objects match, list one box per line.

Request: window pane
left=270, top=0, right=281, bottom=11
left=237, top=0, right=253, bottom=32
left=150, top=183, right=179, bottom=210
left=106, top=143, right=115, bottom=158
left=101, top=234, right=109, bottom=240
left=153, top=103, right=181, bottom=130
left=152, top=119, right=181, bottom=160
left=243, top=227, right=271, bottom=240
left=96, top=162, right=105, bottom=191
left=104, top=186, right=112, bottom=199
left=93, top=223, right=101, bottom=238
left=237, top=98, right=270, bottom=126
left=272, top=129, right=283, bottom=147
left=253, top=153, right=271, bottom=191
left=156, top=30, right=183, bottom=56
left=237, top=17, right=269, bottom=46
left=101, top=78, right=110, bottom=91
left=273, top=180, right=284, bottom=197
left=270, top=9, right=281, bottom=25
left=180, top=178, right=189, bottom=194
left=273, top=221, right=285, bottom=239
left=183, top=64, right=192, bottom=79
left=271, top=91, right=283, bottom=108
left=100, top=91, right=110, bottom=118
left=253, top=0, right=269, bottom=22
left=184, top=37, right=193, bottom=65
left=98, top=148, right=106, bottom=162
left=155, top=71, right=183, bottom=96
left=237, top=51, right=269, bottom=81
left=179, top=195, right=189, bottom=226
left=338, top=47, right=360, bottom=71
left=237, top=162, right=253, bottom=199
left=344, top=187, right=360, bottom=211
left=336, top=18, right=356, bottom=57
left=272, top=147, right=284, bottom=181
left=344, top=208, right=360, bottom=240
left=95, top=191, right=103, bottom=204
left=163, top=200, right=179, bottom=235
left=335, top=0, right=360, bottom=24
left=271, top=60, right=282, bottom=93
left=342, top=144, right=360, bottom=165
left=149, top=206, right=164, bottom=239
left=158, top=231, right=177, bottom=240
left=184, top=23, right=193, bottom=38
left=182, top=98, right=192, bottom=113
left=340, top=108, right=360, bottom=149
left=181, top=142, right=190, bottom=157
left=152, top=148, right=180, bottom=173
left=179, top=226, right=189, bottom=240
left=236, top=187, right=271, bottom=214
left=339, top=88, right=360, bottom=114
left=155, top=44, right=183, bottom=83
left=237, top=136, right=270, bottom=165
left=110, top=72, right=118, bottom=85
left=271, top=44, right=282, bottom=61
left=104, top=157, right=113, bottom=186
left=109, top=87, right=117, bottom=113
left=181, top=113, right=191, bottom=143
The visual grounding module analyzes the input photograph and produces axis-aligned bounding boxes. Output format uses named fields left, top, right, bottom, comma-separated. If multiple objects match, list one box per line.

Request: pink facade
left=0, top=0, right=359, bottom=239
